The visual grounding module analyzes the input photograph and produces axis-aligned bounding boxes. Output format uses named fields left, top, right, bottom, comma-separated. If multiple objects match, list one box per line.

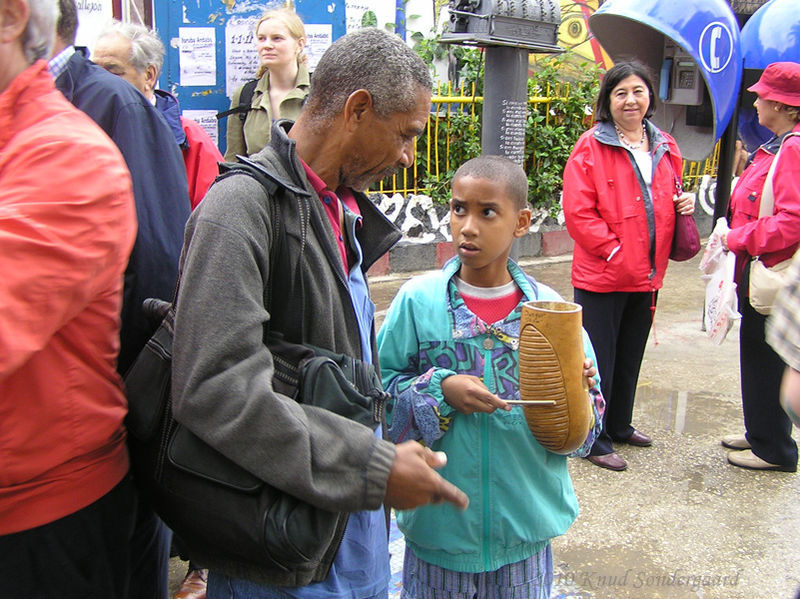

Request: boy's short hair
left=452, top=155, right=529, bottom=210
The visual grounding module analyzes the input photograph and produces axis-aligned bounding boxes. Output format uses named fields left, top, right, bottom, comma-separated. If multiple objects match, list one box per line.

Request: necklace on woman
left=614, top=122, right=646, bottom=151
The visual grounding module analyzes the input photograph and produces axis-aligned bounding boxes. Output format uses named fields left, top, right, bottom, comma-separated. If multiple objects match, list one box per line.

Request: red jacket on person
left=181, top=115, right=223, bottom=209
left=563, top=120, right=684, bottom=293
left=726, top=124, right=800, bottom=282
left=0, top=62, right=137, bottom=535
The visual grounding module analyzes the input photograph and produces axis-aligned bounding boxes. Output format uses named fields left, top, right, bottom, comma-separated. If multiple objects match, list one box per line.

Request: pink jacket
left=563, top=120, right=684, bottom=293
left=727, top=123, right=800, bottom=282
left=0, top=62, right=137, bottom=534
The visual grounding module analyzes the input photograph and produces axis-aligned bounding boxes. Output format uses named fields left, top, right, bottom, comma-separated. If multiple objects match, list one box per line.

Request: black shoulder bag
left=123, top=160, right=388, bottom=582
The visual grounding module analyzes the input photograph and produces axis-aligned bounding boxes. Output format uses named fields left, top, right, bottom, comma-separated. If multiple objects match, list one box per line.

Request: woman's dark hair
left=595, top=60, right=656, bottom=123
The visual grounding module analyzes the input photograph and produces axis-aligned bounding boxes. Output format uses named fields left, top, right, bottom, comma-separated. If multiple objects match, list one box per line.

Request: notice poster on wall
left=182, top=110, right=220, bottom=147
left=225, top=17, right=260, bottom=98
left=179, top=27, right=216, bottom=87
left=304, top=24, right=332, bottom=71
left=344, top=0, right=395, bottom=33
left=75, top=0, right=114, bottom=52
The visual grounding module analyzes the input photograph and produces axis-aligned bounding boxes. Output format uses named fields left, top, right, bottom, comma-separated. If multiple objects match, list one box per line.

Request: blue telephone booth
left=738, top=0, right=800, bottom=152
left=153, top=1, right=346, bottom=155
left=589, top=0, right=742, bottom=161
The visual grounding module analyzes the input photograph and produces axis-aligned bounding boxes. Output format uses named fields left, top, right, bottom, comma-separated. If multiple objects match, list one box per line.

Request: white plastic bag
left=700, top=218, right=740, bottom=344
left=701, top=247, right=740, bottom=345
left=699, top=217, right=730, bottom=273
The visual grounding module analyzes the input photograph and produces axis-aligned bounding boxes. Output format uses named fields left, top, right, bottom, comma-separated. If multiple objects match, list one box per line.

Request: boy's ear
left=514, top=208, right=532, bottom=238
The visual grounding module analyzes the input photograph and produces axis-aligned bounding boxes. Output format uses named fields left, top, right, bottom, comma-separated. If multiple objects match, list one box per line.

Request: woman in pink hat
left=721, top=61, right=800, bottom=472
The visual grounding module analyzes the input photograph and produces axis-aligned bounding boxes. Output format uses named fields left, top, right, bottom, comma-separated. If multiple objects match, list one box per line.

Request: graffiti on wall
left=374, top=194, right=451, bottom=242
left=372, top=194, right=554, bottom=243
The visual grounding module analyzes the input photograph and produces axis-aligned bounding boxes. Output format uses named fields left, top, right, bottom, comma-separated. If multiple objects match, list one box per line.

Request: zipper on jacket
left=480, top=409, right=491, bottom=570
left=481, top=339, right=493, bottom=570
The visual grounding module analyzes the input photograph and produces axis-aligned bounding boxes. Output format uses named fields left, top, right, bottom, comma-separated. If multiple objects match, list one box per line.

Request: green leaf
left=361, top=11, right=378, bottom=28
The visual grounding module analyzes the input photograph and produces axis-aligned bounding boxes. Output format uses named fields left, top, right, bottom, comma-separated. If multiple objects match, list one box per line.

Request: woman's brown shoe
left=587, top=452, right=628, bottom=471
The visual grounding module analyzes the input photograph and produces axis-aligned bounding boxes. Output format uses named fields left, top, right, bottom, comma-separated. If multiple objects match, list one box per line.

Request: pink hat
left=748, top=62, right=800, bottom=107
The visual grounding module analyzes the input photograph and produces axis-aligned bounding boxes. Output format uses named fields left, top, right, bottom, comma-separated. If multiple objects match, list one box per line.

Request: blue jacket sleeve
left=110, top=102, right=190, bottom=372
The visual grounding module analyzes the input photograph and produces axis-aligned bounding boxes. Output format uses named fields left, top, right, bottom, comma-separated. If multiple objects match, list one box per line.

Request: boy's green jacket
left=377, top=258, right=604, bottom=573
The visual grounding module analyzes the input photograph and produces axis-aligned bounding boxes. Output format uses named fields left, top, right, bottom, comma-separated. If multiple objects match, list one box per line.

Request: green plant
left=525, top=54, right=601, bottom=215
left=360, top=11, right=377, bottom=28
left=410, top=29, right=484, bottom=94
left=375, top=38, right=601, bottom=215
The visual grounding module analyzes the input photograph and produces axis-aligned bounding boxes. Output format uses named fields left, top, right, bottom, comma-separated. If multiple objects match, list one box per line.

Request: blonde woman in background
left=223, top=7, right=309, bottom=161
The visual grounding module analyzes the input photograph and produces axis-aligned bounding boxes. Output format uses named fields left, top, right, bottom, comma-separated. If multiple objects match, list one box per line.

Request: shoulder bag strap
left=759, top=132, right=800, bottom=218
left=215, top=161, right=285, bottom=314
left=215, top=78, right=259, bottom=121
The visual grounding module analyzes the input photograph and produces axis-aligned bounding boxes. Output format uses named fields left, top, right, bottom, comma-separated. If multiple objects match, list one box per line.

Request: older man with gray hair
left=0, top=0, right=137, bottom=596
left=171, top=27, right=468, bottom=598
left=93, top=20, right=223, bottom=209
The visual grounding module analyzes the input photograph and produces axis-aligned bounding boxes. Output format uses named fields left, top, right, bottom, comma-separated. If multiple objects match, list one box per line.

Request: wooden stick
left=505, top=400, right=557, bottom=406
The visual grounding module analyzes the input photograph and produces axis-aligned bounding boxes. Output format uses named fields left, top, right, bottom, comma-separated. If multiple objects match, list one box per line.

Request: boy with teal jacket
left=377, top=156, right=604, bottom=598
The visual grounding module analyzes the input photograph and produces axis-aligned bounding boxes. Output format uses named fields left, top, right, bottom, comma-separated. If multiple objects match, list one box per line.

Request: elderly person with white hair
left=93, top=21, right=223, bottom=209
left=0, top=0, right=137, bottom=596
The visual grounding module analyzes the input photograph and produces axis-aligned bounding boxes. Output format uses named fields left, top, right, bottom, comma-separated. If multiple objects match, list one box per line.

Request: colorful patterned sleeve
left=377, top=282, right=456, bottom=446
left=382, top=367, right=457, bottom=445
left=569, top=386, right=606, bottom=458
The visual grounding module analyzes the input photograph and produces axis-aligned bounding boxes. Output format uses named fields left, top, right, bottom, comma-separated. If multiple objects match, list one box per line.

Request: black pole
left=482, top=46, right=529, bottom=258
left=712, top=57, right=744, bottom=227
left=712, top=100, right=740, bottom=226
left=481, top=46, right=529, bottom=164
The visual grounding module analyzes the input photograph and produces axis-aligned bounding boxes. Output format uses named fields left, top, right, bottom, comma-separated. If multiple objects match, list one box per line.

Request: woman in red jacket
left=562, top=61, right=694, bottom=471
left=720, top=62, right=800, bottom=473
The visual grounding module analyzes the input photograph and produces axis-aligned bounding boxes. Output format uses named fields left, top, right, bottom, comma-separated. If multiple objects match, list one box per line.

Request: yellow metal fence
left=373, top=82, right=720, bottom=197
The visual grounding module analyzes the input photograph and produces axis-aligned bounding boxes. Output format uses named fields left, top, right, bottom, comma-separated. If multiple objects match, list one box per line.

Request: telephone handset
left=659, top=58, right=673, bottom=102
left=661, top=39, right=703, bottom=106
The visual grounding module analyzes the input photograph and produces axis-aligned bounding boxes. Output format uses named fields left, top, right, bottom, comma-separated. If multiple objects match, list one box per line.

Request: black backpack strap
left=217, top=157, right=290, bottom=332
left=215, top=161, right=285, bottom=318
left=216, top=78, right=259, bottom=122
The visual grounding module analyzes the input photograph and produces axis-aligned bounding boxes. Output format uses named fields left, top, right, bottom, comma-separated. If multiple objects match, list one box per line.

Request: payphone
left=588, top=0, right=742, bottom=162
left=661, top=41, right=703, bottom=106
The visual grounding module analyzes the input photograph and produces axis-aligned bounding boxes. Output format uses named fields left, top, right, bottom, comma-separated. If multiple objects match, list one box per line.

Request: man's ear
left=342, top=89, right=373, bottom=132
left=0, top=0, right=29, bottom=44
left=514, top=207, right=532, bottom=238
left=144, top=64, right=158, bottom=93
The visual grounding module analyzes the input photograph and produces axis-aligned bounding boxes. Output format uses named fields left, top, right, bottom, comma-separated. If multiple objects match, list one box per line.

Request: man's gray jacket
left=171, top=120, right=402, bottom=585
